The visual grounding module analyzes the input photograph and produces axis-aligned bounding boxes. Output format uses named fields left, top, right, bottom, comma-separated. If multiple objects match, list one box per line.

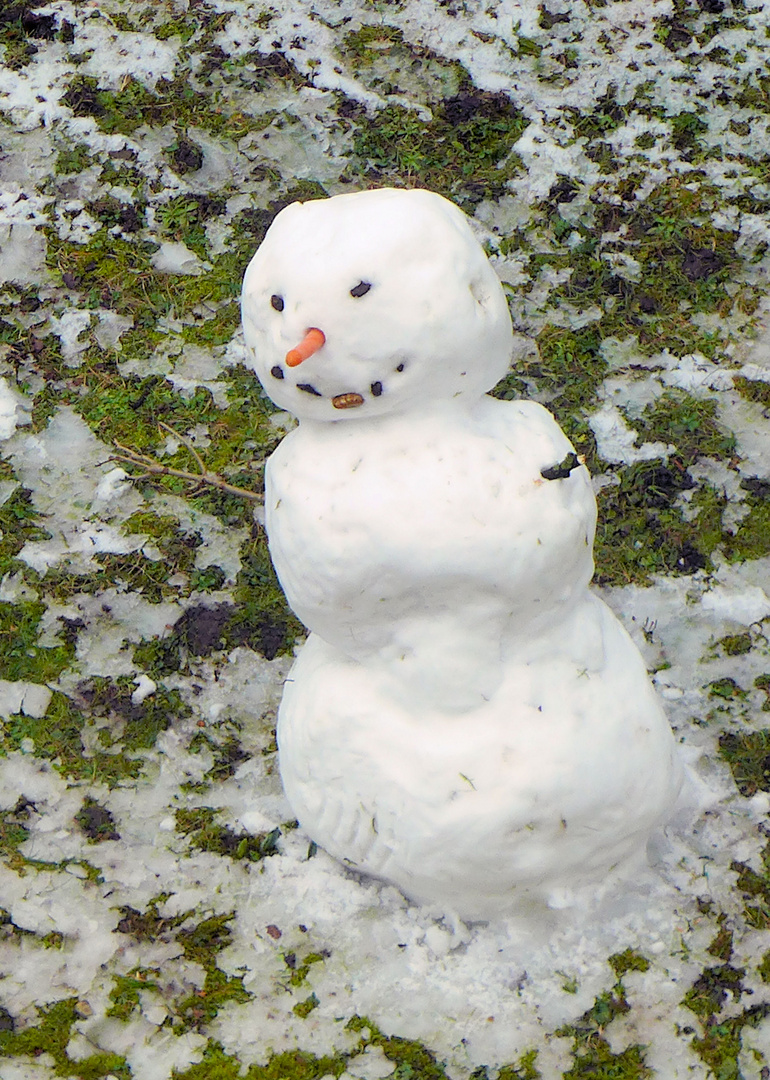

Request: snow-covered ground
left=1, top=1, right=770, bottom=1077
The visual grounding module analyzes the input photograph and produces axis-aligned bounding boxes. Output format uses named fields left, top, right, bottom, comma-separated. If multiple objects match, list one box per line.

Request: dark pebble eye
left=370, top=381, right=383, bottom=397
left=271, top=294, right=284, bottom=311
left=395, top=362, right=405, bottom=372
left=350, top=281, right=371, bottom=298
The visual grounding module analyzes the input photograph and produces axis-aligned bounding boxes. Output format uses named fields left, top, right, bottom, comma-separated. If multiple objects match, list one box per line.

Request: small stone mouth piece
left=332, top=393, right=365, bottom=409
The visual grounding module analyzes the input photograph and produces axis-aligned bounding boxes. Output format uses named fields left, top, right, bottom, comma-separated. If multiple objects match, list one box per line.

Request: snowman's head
left=240, top=187, right=512, bottom=421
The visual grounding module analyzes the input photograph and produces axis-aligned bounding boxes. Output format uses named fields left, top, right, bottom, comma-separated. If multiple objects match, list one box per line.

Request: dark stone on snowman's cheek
left=350, top=281, right=371, bottom=297
left=297, top=383, right=323, bottom=396
left=270, top=366, right=285, bottom=380
left=270, top=294, right=284, bottom=311
left=395, top=363, right=405, bottom=372
left=370, top=381, right=383, bottom=397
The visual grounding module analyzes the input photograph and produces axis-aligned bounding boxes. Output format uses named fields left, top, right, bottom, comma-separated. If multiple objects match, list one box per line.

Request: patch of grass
left=758, top=951, right=770, bottom=983
left=492, top=325, right=607, bottom=442
left=523, top=176, right=746, bottom=369
left=0, top=601, right=74, bottom=683
left=224, top=535, right=305, bottom=660
left=719, top=730, right=770, bottom=796
left=78, top=676, right=191, bottom=753
left=350, top=93, right=526, bottom=206
left=1, top=674, right=189, bottom=785
left=731, top=847, right=770, bottom=929
left=340, top=24, right=463, bottom=101
left=733, top=376, right=770, bottom=408
left=0, top=4, right=59, bottom=71
left=0, top=486, right=51, bottom=580
left=115, top=898, right=189, bottom=942
left=724, top=497, right=770, bottom=562
left=594, top=470, right=724, bottom=586
left=756, top=675, right=770, bottom=712
left=156, top=194, right=225, bottom=258
left=688, top=1007, right=770, bottom=1080
left=62, top=72, right=262, bottom=141
left=634, top=393, right=736, bottom=468
left=55, top=140, right=96, bottom=175
left=0, top=799, right=35, bottom=873
left=75, top=797, right=120, bottom=842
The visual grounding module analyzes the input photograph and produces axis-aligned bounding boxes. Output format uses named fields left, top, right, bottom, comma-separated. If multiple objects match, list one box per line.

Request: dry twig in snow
left=109, top=421, right=263, bottom=502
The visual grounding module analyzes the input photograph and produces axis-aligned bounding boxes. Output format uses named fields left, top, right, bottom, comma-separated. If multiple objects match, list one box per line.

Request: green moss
left=284, top=950, right=328, bottom=987
left=557, top=985, right=650, bottom=1079
left=177, top=1041, right=349, bottom=1080
left=347, top=1017, right=451, bottom=1080
left=0, top=998, right=130, bottom=1078
left=176, top=806, right=282, bottom=861
left=107, top=970, right=161, bottom=1019
left=123, top=511, right=203, bottom=588
left=340, top=25, right=463, bottom=101
left=757, top=951, right=770, bottom=983
left=176, top=913, right=252, bottom=1027
left=155, top=17, right=198, bottom=42
left=756, top=675, right=770, bottom=712
left=293, top=993, right=320, bottom=1018
left=522, top=176, right=746, bottom=370
left=718, top=632, right=753, bottom=656
left=156, top=194, right=223, bottom=258
left=61, top=71, right=263, bottom=140
left=173, top=1040, right=247, bottom=1080
left=687, top=1013, right=753, bottom=1080
left=1, top=675, right=188, bottom=785
left=609, top=949, right=651, bottom=978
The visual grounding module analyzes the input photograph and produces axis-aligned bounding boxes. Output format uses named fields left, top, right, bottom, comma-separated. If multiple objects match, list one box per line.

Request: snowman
left=240, top=187, right=682, bottom=920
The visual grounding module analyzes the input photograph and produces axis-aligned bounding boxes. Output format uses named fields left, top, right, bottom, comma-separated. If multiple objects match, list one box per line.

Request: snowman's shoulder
left=475, top=395, right=575, bottom=455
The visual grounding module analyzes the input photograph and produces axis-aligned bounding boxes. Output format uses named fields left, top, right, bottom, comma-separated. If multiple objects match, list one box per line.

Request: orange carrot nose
left=285, top=328, right=326, bottom=367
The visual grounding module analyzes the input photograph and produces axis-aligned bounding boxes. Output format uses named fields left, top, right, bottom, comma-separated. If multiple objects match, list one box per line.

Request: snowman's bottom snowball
left=276, top=596, right=683, bottom=921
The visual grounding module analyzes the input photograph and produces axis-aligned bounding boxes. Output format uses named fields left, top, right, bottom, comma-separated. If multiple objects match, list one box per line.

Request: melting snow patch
left=0, top=378, right=32, bottom=439
left=588, top=401, right=672, bottom=465
left=0, top=681, right=52, bottom=720
left=701, top=584, right=770, bottom=627
left=151, top=242, right=210, bottom=276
